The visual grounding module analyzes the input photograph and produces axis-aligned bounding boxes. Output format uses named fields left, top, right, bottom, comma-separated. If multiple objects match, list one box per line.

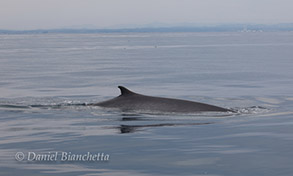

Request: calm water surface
left=0, top=32, right=293, bottom=176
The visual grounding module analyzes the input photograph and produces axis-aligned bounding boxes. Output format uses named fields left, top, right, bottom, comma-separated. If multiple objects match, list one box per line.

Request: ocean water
left=0, top=32, right=293, bottom=176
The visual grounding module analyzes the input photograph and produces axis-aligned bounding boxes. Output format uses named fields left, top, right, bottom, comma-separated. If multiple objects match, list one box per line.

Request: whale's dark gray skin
left=92, top=86, right=232, bottom=113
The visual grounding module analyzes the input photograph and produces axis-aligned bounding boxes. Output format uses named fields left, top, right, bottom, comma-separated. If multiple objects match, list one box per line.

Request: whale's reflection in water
left=117, top=122, right=214, bottom=134
left=110, top=114, right=216, bottom=133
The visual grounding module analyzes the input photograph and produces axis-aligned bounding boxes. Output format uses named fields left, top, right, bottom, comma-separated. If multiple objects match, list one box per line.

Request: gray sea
left=0, top=32, right=293, bottom=176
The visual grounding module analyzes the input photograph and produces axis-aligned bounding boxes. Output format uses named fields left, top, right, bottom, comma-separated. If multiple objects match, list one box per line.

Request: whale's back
left=94, top=86, right=230, bottom=113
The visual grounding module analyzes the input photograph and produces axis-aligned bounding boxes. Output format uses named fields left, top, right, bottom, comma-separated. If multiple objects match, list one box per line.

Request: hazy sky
left=0, top=0, right=292, bottom=30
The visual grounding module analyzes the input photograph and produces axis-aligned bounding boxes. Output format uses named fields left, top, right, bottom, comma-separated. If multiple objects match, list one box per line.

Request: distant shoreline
left=1, top=23, right=293, bottom=34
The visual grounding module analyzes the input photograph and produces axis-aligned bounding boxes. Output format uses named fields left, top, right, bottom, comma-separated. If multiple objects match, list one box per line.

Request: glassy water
left=0, top=32, right=293, bottom=176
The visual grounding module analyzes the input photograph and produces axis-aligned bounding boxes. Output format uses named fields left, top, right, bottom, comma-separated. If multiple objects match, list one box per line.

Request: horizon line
left=1, top=23, right=293, bottom=34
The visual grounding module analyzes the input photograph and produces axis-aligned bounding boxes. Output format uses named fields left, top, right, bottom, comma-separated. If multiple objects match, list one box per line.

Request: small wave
left=231, top=106, right=270, bottom=114
left=0, top=104, right=31, bottom=109
left=0, top=102, right=89, bottom=111
left=29, top=103, right=88, bottom=109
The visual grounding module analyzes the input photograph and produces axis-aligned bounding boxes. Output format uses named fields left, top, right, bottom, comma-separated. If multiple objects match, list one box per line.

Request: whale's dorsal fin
left=118, top=86, right=136, bottom=96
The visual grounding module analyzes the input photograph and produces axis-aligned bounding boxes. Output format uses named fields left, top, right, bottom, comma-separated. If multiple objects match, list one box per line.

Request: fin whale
left=92, top=86, right=232, bottom=113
